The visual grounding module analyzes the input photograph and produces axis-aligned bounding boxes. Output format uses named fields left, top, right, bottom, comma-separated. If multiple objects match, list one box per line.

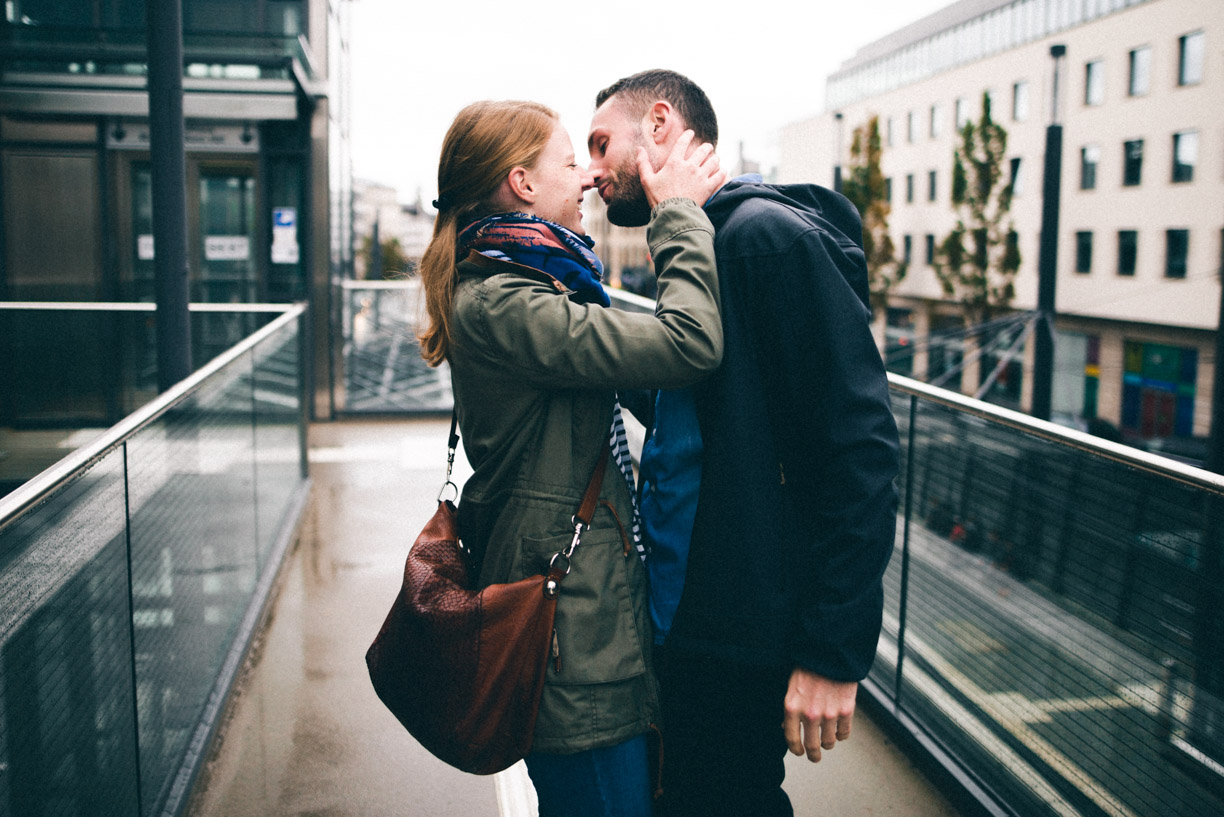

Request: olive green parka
left=446, top=197, right=721, bottom=754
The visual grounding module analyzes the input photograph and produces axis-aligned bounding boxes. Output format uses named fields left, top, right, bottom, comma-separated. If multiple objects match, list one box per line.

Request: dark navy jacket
left=667, top=179, right=900, bottom=681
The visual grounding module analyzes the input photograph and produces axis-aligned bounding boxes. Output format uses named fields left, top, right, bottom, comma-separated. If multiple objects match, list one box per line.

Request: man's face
left=587, top=98, right=653, bottom=227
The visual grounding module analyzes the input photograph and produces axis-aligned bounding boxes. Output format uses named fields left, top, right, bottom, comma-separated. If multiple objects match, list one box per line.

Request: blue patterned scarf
left=458, top=213, right=610, bottom=307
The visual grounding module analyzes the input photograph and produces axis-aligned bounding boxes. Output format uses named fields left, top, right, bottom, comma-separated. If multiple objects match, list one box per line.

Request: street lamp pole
left=1031, top=44, right=1066, bottom=422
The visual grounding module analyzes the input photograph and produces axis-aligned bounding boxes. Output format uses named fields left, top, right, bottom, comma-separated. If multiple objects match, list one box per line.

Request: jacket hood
left=704, top=179, right=869, bottom=309
left=705, top=179, right=863, bottom=247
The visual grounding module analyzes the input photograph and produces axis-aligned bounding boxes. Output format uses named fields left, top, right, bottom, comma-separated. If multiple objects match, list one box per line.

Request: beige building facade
left=781, top=0, right=1221, bottom=458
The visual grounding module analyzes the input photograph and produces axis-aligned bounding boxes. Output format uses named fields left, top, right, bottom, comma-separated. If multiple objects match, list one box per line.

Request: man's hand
left=637, top=129, right=727, bottom=208
left=782, top=668, right=857, bottom=763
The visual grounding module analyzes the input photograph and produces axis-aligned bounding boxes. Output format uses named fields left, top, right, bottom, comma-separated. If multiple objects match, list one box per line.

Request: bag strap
left=441, top=406, right=608, bottom=527
left=437, top=409, right=461, bottom=502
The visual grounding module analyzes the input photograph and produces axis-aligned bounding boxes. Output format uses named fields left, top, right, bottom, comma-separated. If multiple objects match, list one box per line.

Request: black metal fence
left=880, top=377, right=1224, bottom=817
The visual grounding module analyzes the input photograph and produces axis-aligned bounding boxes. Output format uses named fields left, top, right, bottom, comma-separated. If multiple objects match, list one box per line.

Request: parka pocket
left=520, top=528, right=648, bottom=685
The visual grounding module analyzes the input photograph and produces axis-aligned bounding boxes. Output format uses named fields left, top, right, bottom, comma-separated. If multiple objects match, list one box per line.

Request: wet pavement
left=186, top=417, right=962, bottom=817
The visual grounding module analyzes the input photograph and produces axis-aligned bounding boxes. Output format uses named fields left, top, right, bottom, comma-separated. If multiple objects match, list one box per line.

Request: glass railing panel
left=339, top=282, right=452, bottom=413
left=0, top=305, right=279, bottom=499
left=252, top=319, right=303, bottom=564
left=889, top=386, right=1224, bottom=817
left=0, top=304, right=306, bottom=817
left=0, top=452, right=140, bottom=817
left=123, top=354, right=261, bottom=817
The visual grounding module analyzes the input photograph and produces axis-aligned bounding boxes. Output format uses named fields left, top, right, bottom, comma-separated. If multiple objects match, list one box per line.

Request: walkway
left=185, top=417, right=962, bottom=816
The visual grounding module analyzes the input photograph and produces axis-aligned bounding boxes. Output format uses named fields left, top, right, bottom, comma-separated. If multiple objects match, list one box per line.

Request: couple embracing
left=416, top=69, right=900, bottom=817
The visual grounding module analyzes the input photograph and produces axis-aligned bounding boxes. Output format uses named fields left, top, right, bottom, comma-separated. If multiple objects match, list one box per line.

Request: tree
left=359, top=231, right=412, bottom=279
left=842, top=115, right=906, bottom=315
left=935, top=92, right=1021, bottom=328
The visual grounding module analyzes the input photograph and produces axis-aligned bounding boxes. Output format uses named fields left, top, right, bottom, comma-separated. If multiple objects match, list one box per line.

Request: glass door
left=197, top=169, right=256, bottom=304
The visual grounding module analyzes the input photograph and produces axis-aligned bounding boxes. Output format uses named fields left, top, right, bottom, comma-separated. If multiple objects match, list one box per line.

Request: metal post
left=147, top=0, right=192, bottom=392
left=1031, top=44, right=1066, bottom=422
left=894, top=395, right=919, bottom=710
left=369, top=218, right=383, bottom=280
left=1031, top=45, right=1065, bottom=422
left=833, top=112, right=844, bottom=194
left=1208, top=233, right=1224, bottom=474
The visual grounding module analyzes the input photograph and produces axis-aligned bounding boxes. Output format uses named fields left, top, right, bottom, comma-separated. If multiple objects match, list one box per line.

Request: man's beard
left=604, top=153, right=653, bottom=228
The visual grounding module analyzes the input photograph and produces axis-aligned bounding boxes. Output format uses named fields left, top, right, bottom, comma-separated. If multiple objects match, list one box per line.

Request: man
left=588, top=70, right=900, bottom=816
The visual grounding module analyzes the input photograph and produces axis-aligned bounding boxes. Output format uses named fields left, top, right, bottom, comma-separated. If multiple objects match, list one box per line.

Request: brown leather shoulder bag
left=365, top=412, right=607, bottom=774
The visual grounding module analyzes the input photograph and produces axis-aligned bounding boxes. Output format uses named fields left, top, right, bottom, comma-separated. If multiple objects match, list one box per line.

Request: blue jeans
left=524, top=734, right=652, bottom=817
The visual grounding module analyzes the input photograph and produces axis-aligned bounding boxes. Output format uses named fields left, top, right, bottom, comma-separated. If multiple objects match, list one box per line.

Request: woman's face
left=523, top=122, right=594, bottom=234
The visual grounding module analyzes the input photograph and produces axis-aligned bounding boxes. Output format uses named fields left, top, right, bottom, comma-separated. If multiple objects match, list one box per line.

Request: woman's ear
left=506, top=166, right=535, bottom=205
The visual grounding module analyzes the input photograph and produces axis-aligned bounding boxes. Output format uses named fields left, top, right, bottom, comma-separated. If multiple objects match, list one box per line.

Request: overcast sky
left=348, top=0, right=952, bottom=203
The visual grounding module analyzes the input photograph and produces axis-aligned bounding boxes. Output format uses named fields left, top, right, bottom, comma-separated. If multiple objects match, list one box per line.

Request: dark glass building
left=0, top=0, right=352, bottom=420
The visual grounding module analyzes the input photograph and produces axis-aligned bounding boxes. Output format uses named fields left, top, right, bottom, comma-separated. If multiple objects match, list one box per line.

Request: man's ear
left=644, top=101, right=679, bottom=146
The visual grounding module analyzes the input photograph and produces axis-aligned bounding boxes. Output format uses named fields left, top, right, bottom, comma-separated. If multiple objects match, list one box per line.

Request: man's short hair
left=595, top=69, right=718, bottom=148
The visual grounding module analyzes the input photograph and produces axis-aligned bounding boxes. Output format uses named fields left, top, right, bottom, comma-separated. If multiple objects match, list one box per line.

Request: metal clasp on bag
left=436, top=440, right=459, bottom=502
left=544, top=517, right=586, bottom=597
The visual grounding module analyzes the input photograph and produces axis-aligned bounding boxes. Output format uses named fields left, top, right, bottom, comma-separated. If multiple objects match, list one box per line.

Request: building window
left=1123, top=139, right=1143, bottom=186
left=1179, top=31, right=1204, bottom=86
left=884, top=177, right=893, bottom=202
left=954, top=97, right=968, bottom=129
left=1121, top=341, right=1197, bottom=439
left=930, top=104, right=942, bottom=139
left=885, top=308, right=916, bottom=377
left=928, top=170, right=937, bottom=202
left=886, top=117, right=894, bottom=147
left=907, top=111, right=915, bottom=143
left=1165, top=230, right=1189, bottom=279
left=903, top=234, right=913, bottom=265
left=1075, top=231, right=1093, bottom=273
left=906, top=173, right=914, bottom=203
left=1085, top=60, right=1104, bottom=106
left=1012, top=81, right=1029, bottom=121
left=1009, top=157, right=1023, bottom=196
left=1172, top=131, right=1198, bottom=183
left=1128, top=47, right=1151, bottom=96
left=925, top=234, right=935, bottom=266
left=1080, top=145, right=1099, bottom=190
left=1117, top=230, right=1138, bottom=276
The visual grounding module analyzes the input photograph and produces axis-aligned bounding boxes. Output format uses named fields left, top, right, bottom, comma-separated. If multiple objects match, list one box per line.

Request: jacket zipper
left=551, top=628, right=562, bottom=673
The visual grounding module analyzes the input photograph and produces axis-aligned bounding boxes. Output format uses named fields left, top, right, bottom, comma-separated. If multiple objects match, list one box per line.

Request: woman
left=417, top=100, right=725, bottom=816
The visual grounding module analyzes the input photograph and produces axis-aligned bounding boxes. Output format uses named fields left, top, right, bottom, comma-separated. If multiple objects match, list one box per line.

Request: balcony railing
left=335, top=280, right=452, bottom=413
left=0, top=303, right=310, bottom=817
left=879, top=374, right=1223, bottom=817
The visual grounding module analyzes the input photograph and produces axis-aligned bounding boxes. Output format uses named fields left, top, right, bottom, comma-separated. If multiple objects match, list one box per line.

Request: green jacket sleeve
left=452, top=197, right=722, bottom=390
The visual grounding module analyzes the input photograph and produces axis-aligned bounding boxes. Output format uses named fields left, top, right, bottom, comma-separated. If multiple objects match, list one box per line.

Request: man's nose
left=579, top=166, right=595, bottom=191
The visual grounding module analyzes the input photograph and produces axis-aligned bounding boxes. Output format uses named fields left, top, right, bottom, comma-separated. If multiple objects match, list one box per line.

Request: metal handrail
left=339, top=279, right=417, bottom=290
left=0, top=302, right=307, bottom=534
left=887, top=371, right=1224, bottom=494
left=0, top=301, right=294, bottom=313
